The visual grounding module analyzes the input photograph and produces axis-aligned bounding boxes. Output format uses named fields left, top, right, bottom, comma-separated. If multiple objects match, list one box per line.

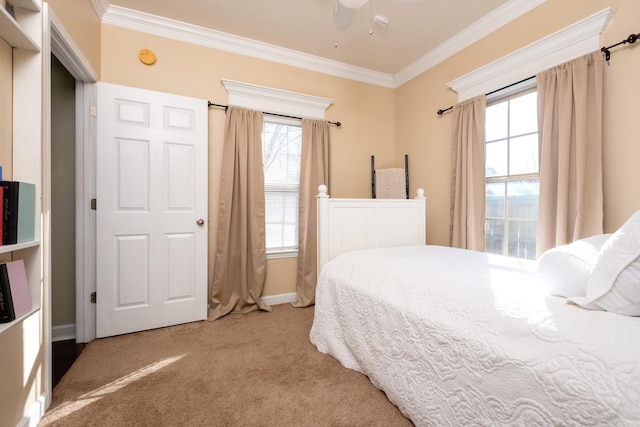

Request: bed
left=310, top=185, right=640, bottom=426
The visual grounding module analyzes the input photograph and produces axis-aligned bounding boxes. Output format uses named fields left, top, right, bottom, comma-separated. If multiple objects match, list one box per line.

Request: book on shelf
left=0, top=263, right=15, bottom=323
left=0, top=180, right=35, bottom=245
left=0, top=185, right=3, bottom=247
left=5, top=2, right=15, bottom=19
left=6, top=259, right=31, bottom=318
left=17, top=182, right=35, bottom=243
left=1, top=181, right=19, bottom=245
left=0, top=260, right=31, bottom=323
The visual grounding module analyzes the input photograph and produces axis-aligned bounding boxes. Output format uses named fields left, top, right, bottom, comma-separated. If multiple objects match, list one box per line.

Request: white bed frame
left=316, top=184, right=426, bottom=273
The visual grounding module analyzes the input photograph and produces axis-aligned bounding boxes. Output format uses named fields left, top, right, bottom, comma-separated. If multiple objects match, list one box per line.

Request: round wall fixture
left=138, top=49, right=157, bottom=65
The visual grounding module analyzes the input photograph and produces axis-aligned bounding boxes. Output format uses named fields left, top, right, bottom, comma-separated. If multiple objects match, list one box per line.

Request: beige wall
left=99, top=24, right=396, bottom=296
left=46, top=0, right=101, bottom=76
left=50, top=0, right=640, bottom=300
left=396, top=0, right=640, bottom=246
left=597, top=0, right=640, bottom=231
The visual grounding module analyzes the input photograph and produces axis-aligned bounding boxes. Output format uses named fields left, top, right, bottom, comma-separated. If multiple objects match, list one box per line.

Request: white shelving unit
left=0, top=0, right=42, bottom=335
left=0, top=6, right=39, bottom=50
left=0, top=240, right=40, bottom=255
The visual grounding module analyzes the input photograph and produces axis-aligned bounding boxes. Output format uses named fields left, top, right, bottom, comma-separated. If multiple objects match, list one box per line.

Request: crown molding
left=90, top=0, right=109, bottom=20
left=447, top=7, right=614, bottom=101
left=101, top=5, right=396, bottom=88
left=99, top=0, right=558, bottom=90
left=221, top=79, right=333, bottom=120
left=394, top=0, right=547, bottom=87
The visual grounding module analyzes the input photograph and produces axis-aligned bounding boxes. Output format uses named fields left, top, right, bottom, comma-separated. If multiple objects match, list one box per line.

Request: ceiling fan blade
left=333, top=0, right=356, bottom=30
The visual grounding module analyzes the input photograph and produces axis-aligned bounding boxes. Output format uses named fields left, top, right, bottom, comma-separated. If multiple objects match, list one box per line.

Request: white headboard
left=317, top=184, right=426, bottom=273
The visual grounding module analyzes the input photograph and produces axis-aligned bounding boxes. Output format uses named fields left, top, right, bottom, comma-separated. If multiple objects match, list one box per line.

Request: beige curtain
left=536, top=51, right=604, bottom=256
left=450, top=95, right=487, bottom=251
left=293, top=119, right=330, bottom=307
left=209, top=107, right=271, bottom=320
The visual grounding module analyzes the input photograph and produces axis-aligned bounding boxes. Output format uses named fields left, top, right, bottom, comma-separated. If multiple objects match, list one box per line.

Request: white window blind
left=262, top=117, right=302, bottom=255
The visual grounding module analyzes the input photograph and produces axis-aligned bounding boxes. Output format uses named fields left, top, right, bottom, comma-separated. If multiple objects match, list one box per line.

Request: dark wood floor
left=52, top=339, right=86, bottom=388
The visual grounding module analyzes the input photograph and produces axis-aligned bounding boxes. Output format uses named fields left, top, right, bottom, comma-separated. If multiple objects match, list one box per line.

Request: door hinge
left=90, top=106, right=97, bottom=117
left=90, top=292, right=96, bottom=304
left=91, top=198, right=97, bottom=210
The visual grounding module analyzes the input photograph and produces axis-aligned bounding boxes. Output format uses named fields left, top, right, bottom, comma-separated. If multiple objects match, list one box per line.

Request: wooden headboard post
left=317, top=184, right=331, bottom=275
left=316, top=184, right=426, bottom=277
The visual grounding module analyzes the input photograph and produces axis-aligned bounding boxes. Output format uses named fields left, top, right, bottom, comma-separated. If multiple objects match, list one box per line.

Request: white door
left=96, top=83, right=208, bottom=338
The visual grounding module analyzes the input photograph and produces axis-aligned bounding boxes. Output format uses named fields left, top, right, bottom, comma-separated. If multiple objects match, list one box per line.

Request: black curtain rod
left=601, top=32, right=639, bottom=63
left=208, top=101, right=342, bottom=127
left=436, top=32, right=640, bottom=116
left=436, top=75, right=534, bottom=115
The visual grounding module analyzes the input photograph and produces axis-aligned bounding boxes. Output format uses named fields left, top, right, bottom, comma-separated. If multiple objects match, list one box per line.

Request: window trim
left=221, top=79, right=333, bottom=120
left=448, top=7, right=612, bottom=102
left=266, top=250, right=298, bottom=260
left=486, top=80, right=536, bottom=105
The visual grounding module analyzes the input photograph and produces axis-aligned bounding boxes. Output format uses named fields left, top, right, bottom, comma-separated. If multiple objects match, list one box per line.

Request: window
left=262, top=117, right=302, bottom=257
left=485, top=88, right=539, bottom=260
left=220, top=79, right=332, bottom=257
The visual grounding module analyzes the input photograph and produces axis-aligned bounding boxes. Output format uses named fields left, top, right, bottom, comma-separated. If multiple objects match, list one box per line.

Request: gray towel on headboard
left=375, top=168, right=406, bottom=199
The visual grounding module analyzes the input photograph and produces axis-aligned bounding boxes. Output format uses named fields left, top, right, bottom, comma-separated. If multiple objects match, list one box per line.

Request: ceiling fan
left=332, top=0, right=419, bottom=33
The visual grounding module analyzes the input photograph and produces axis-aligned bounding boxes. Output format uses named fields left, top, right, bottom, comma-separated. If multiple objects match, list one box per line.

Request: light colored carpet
left=40, top=304, right=413, bottom=426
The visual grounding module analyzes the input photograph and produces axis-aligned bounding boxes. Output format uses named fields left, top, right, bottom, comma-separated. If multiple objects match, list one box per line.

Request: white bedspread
left=310, top=245, right=640, bottom=426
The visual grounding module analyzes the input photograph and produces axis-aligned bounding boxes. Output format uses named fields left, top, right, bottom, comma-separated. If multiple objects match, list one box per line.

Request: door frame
left=44, top=3, right=98, bottom=402
left=48, top=5, right=98, bottom=344
left=73, top=78, right=97, bottom=344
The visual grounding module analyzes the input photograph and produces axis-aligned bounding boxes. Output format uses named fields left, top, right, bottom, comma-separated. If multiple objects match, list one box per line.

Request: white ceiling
left=96, top=0, right=545, bottom=87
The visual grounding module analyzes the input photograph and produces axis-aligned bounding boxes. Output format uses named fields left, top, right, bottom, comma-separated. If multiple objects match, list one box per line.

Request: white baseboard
left=17, top=392, right=48, bottom=427
left=52, top=324, right=76, bottom=342
left=261, top=292, right=297, bottom=306
left=52, top=294, right=297, bottom=343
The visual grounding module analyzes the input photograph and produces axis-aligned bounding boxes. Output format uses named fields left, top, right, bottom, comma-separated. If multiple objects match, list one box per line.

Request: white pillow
left=569, top=210, right=640, bottom=316
left=538, top=234, right=611, bottom=298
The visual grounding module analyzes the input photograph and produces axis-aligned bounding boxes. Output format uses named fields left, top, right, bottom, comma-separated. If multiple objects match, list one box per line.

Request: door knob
left=197, top=219, right=205, bottom=226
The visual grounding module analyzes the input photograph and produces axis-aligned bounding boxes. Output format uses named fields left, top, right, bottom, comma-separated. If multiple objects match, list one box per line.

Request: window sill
left=266, top=250, right=298, bottom=260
